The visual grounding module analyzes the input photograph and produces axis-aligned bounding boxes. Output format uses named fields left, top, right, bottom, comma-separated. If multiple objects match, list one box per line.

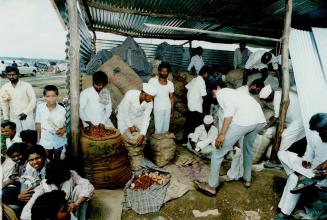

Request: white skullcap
left=203, top=115, right=214, bottom=124
left=259, top=84, right=273, bottom=99
left=142, top=83, right=157, bottom=96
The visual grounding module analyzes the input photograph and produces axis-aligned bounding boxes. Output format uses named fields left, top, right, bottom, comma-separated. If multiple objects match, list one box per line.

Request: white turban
left=203, top=115, right=214, bottom=124
left=259, top=84, right=273, bottom=99
left=142, top=83, right=157, bottom=96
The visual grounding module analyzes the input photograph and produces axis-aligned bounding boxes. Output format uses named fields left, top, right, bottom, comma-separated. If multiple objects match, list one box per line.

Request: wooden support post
left=67, top=0, right=80, bottom=157
left=189, top=40, right=192, bottom=57
left=91, top=31, right=97, bottom=54
left=270, top=0, right=292, bottom=161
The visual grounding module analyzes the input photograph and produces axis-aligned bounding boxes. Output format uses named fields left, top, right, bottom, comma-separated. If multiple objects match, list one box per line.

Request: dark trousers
left=2, top=182, right=21, bottom=205
left=183, top=110, right=204, bottom=142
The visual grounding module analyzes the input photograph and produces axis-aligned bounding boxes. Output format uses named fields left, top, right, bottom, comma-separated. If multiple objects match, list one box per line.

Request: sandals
left=290, top=178, right=317, bottom=194
left=193, top=180, right=217, bottom=197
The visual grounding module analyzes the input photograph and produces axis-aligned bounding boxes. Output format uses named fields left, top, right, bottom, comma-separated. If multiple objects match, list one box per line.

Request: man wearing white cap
left=117, top=83, right=156, bottom=145
left=187, top=115, right=218, bottom=159
left=195, top=82, right=266, bottom=195
left=259, top=84, right=305, bottom=171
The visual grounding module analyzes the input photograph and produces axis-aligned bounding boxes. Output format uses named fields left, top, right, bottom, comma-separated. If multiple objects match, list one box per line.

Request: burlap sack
left=252, top=127, right=275, bottom=164
left=122, top=130, right=146, bottom=171
left=97, top=55, right=143, bottom=94
left=149, top=133, right=176, bottom=167
left=225, top=69, right=243, bottom=88
left=80, top=128, right=132, bottom=189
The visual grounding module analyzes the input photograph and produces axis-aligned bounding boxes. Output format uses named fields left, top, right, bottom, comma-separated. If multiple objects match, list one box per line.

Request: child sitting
left=35, top=85, right=67, bottom=160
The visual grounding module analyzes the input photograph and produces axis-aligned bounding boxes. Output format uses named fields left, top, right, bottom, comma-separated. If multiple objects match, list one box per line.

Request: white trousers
left=154, top=109, right=171, bottom=134
left=227, top=147, right=244, bottom=180
left=278, top=173, right=301, bottom=215
left=10, top=114, right=35, bottom=133
left=186, top=133, right=214, bottom=159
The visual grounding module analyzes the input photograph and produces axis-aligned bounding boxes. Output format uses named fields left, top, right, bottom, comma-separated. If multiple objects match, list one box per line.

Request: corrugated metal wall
left=96, top=39, right=234, bottom=73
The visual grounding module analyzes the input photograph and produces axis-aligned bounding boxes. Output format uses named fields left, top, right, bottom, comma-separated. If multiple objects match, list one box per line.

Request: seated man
left=2, top=143, right=28, bottom=205
left=21, top=160, right=94, bottom=220
left=187, top=115, right=218, bottom=159
left=275, top=113, right=327, bottom=219
left=1, top=121, right=22, bottom=149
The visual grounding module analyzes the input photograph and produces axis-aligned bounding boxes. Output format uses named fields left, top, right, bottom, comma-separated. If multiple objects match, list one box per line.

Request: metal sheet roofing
left=53, top=0, right=327, bottom=46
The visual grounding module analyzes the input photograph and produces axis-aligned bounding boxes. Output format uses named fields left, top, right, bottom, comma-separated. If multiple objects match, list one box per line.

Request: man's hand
left=17, top=189, right=34, bottom=202
left=314, top=161, right=327, bottom=171
left=136, top=135, right=145, bottom=146
left=18, top=113, right=27, bottom=120
left=68, top=202, right=80, bottom=212
left=55, top=127, right=66, bottom=136
left=215, top=134, right=225, bottom=149
left=302, top=160, right=312, bottom=169
left=129, top=126, right=138, bottom=133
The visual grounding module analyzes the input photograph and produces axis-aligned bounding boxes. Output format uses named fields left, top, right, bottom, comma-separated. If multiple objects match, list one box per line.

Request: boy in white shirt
left=35, top=85, right=67, bottom=160
left=148, top=62, right=174, bottom=134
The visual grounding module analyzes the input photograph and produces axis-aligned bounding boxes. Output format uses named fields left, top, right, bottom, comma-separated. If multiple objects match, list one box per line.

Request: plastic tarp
left=289, top=28, right=327, bottom=152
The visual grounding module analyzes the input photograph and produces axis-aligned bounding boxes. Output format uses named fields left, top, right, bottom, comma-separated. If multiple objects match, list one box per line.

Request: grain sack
left=175, top=102, right=187, bottom=114
left=80, top=128, right=132, bottom=189
left=170, top=111, right=186, bottom=131
left=252, top=127, right=275, bottom=164
left=123, top=130, right=146, bottom=171
left=97, top=55, right=143, bottom=94
left=263, top=107, right=275, bottom=121
left=172, top=79, right=186, bottom=99
left=150, top=133, right=176, bottom=167
left=225, top=69, right=243, bottom=88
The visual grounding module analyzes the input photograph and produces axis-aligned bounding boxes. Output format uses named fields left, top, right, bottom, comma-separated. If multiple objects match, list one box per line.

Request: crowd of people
left=1, top=42, right=326, bottom=219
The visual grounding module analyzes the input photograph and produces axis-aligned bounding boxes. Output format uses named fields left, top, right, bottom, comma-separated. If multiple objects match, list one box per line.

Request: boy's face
left=44, top=91, right=58, bottom=105
left=1, top=126, right=15, bottom=139
left=10, top=152, right=24, bottom=164
left=28, top=153, right=45, bottom=171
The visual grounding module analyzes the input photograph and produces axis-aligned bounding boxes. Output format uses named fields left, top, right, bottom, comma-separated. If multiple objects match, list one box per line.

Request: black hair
left=43, top=85, right=59, bottom=96
left=20, top=130, right=38, bottom=145
left=309, top=113, right=327, bottom=131
left=31, top=190, right=67, bottom=220
left=26, top=144, right=46, bottom=160
left=93, top=71, right=108, bottom=85
left=5, top=66, right=19, bottom=75
left=1, top=121, right=16, bottom=129
left=158, top=62, right=170, bottom=72
left=6, top=143, right=27, bottom=157
left=46, top=160, right=71, bottom=186
left=195, top=47, right=203, bottom=55
left=250, top=78, right=265, bottom=89
left=199, top=65, right=210, bottom=76
left=216, top=80, right=227, bottom=89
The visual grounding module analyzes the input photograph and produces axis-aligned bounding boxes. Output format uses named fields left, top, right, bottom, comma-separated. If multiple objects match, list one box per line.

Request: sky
left=0, top=0, right=264, bottom=60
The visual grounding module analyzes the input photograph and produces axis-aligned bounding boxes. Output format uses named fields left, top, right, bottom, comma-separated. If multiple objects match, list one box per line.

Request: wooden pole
left=189, top=40, right=192, bottom=57
left=144, top=23, right=281, bottom=42
left=67, top=0, right=80, bottom=157
left=270, top=0, right=292, bottom=161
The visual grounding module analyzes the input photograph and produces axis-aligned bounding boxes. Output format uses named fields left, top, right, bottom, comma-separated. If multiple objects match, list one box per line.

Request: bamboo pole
left=67, top=0, right=80, bottom=157
left=144, top=23, right=281, bottom=42
left=270, top=0, right=292, bottom=161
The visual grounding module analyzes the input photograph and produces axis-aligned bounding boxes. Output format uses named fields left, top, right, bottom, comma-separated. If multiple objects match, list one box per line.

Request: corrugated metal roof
left=52, top=0, right=327, bottom=46
left=95, top=38, right=234, bottom=73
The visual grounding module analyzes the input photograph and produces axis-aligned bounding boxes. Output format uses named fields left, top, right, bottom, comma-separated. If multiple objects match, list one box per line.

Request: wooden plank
left=270, top=0, right=293, bottom=161
left=67, top=0, right=81, bottom=157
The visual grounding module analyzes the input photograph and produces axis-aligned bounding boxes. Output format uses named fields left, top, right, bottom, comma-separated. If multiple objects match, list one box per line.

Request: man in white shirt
left=0, top=66, right=36, bottom=133
left=1, top=121, right=22, bottom=149
left=233, top=42, right=251, bottom=69
left=183, top=65, right=209, bottom=142
left=236, top=78, right=265, bottom=96
left=187, top=47, right=204, bottom=74
left=274, top=113, right=327, bottom=219
left=243, top=50, right=279, bottom=85
left=195, top=82, right=266, bottom=195
left=259, top=85, right=305, bottom=171
left=148, top=63, right=174, bottom=134
left=117, top=83, right=157, bottom=146
left=187, top=115, right=218, bottom=159
left=80, top=71, right=114, bottom=128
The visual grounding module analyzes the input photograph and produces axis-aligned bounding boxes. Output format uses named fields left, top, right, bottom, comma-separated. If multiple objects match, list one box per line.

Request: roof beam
left=144, top=23, right=281, bottom=42
left=79, top=0, right=94, bottom=29
left=86, top=1, right=220, bottom=23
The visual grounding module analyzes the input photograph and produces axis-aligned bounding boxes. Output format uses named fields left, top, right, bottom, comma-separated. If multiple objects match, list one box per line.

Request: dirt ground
left=120, top=169, right=286, bottom=220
